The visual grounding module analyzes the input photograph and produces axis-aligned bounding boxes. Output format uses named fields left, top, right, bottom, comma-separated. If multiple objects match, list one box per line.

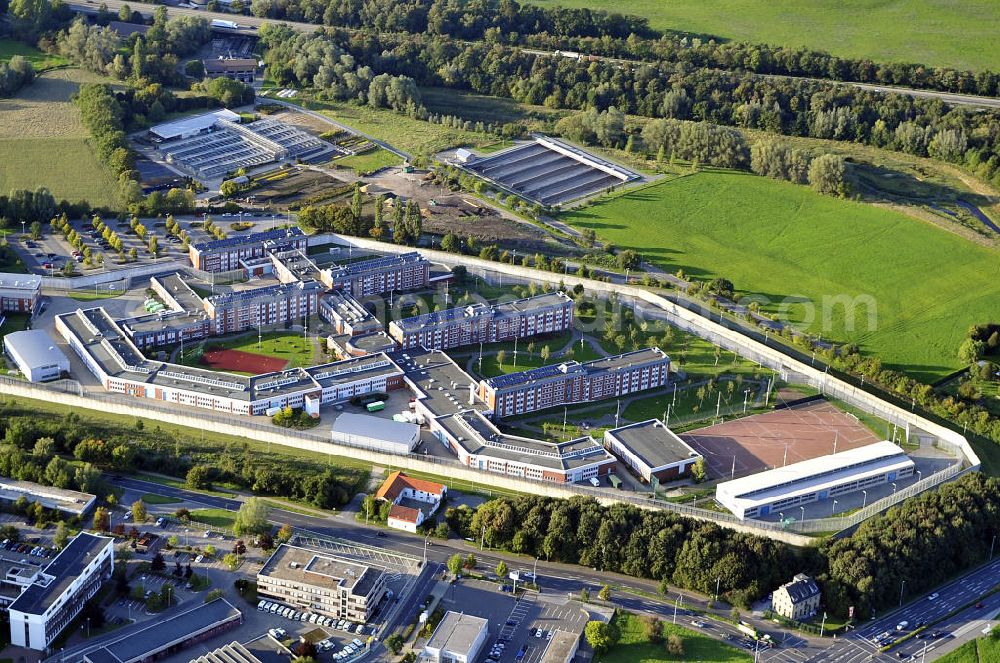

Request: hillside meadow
left=561, top=171, right=1000, bottom=382
left=0, top=68, right=119, bottom=207
left=525, top=0, right=1000, bottom=72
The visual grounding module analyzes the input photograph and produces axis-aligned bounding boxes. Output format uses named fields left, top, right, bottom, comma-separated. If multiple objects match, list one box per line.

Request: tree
left=598, top=584, right=611, bottom=601
left=447, top=553, right=464, bottom=575
left=233, top=497, right=270, bottom=536
left=186, top=464, right=212, bottom=490
left=222, top=552, right=239, bottom=570
left=959, top=338, right=985, bottom=365
left=29, top=220, right=41, bottom=239
left=384, top=633, right=404, bottom=655
left=808, top=153, right=848, bottom=196
left=691, top=457, right=707, bottom=483
left=151, top=552, right=166, bottom=572
left=665, top=634, right=685, bottom=656
left=131, top=499, right=148, bottom=524
left=580, top=587, right=590, bottom=602
left=584, top=621, right=618, bottom=654
left=92, top=506, right=110, bottom=531
left=204, top=544, right=217, bottom=557
left=440, top=232, right=461, bottom=253
left=496, top=560, right=508, bottom=578
left=641, top=615, right=664, bottom=644
left=53, top=521, right=69, bottom=550
left=496, top=350, right=506, bottom=368
left=463, top=553, right=477, bottom=570
left=276, top=523, right=294, bottom=543
left=616, top=249, right=640, bottom=270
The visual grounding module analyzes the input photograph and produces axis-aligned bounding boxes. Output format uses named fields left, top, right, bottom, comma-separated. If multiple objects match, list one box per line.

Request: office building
left=8, top=533, right=114, bottom=650
left=257, top=545, right=386, bottom=623
left=3, top=330, right=70, bottom=382
left=715, top=441, right=915, bottom=519
left=388, top=292, right=573, bottom=350
left=604, top=419, right=702, bottom=483
left=772, top=574, right=821, bottom=621
left=422, top=611, right=488, bottom=663
left=480, top=348, right=670, bottom=418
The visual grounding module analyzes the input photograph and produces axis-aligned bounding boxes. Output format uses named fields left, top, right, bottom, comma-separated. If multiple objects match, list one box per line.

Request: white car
left=896, top=621, right=909, bottom=631
left=269, top=604, right=280, bottom=614
left=257, top=600, right=266, bottom=611
left=928, top=593, right=940, bottom=600
left=268, top=627, right=287, bottom=639
left=352, top=638, right=364, bottom=648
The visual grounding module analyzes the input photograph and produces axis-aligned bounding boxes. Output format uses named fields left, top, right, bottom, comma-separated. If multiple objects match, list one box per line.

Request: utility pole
left=716, top=391, right=721, bottom=418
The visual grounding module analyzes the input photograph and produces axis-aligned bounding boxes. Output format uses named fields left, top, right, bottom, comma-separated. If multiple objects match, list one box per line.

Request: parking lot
left=437, top=579, right=590, bottom=663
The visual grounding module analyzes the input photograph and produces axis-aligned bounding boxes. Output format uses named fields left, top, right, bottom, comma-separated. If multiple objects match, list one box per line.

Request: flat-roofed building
left=320, top=290, right=382, bottom=337
left=3, top=330, right=70, bottom=382
left=0, top=274, right=40, bottom=314
left=322, top=252, right=429, bottom=296
left=189, top=227, right=306, bottom=272
left=423, top=611, right=488, bottom=663
left=8, top=532, right=114, bottom=650
left=716, top=441, right=915, bottom=519
left=257, top=545, right=386, bottom=623
left=203, top=57, right=258, bottom=83
left=0, top=478, right=95, bottom=517
left=148, top=109, right=241, bottom=143
left=604, top=419, right=702, bottom=483
left=331, top=414, right=419, bottom=455
left=539, top=630, right=580, bottom=663
left=328, top=331, right=398, bottom=358
left=388, top=292, right=573, bottom=350
left=480, top=348, right=670, bottom=419
left=79, top=599, right=241, bottom=663
left=204, top=280, right=323, bottom=334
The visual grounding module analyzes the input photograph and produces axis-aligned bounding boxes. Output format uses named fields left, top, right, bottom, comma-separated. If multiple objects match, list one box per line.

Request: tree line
left=321, top=31, right=1000, bottom=189
left=442, top=472, right=1000, bottom=618
left=244, top=0, right=1000, bottom=99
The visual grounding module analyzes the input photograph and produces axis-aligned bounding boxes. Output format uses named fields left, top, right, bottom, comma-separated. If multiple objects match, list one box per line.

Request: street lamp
left=800, top=506, right=805, bottom=522
left=892, top=482, right=897, bottom=495
left=831, top=499, right=838, bottom=516
left=862, top=490, right=868, bottom=509
left=899, top=580, right=906, bottom=607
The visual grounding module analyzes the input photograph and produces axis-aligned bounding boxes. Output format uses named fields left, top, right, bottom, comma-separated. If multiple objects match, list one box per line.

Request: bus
left=366, top=401, right=386, bottom=412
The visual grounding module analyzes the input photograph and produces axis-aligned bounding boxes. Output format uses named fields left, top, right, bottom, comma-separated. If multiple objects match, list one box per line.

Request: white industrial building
left=603, top=419, right=702, bottom=483
left=330, top=413, right=419, bottom=454
left=716, top=441, right=916, bottom=519
left=422, top=611, right=488, bottom=663
left=3, top=329, right=70, bottom=382
left=8, top=532, right=114, bottom=650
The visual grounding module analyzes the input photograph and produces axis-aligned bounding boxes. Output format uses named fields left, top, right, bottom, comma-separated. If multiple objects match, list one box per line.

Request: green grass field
left=291, top=97, right=499, bottom=156
left=562, top=171, right=1000, bottom=382
left=934, top=626, right=999, bottom=663
left=333, top=147, right=401, bottom=175
left=189, top=509, right=236, bottom=530
left=525, top=0, right=999, bottom=72
left=598, top=612, right=750, bottom=663
left=0, top=38, right=68, bottom=71
left=0, top=68, right=119, bottom=207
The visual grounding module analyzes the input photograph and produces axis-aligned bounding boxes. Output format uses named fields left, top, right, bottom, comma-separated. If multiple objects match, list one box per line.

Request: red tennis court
left=681, top=400, right=882, bottom=480
left=199, top=348, right=288, bottom=374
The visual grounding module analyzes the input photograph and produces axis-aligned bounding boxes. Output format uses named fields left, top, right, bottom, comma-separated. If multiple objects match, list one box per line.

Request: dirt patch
left=252, top=167, right=350, bottom=207
left=200, top=348, right=287, bottom=373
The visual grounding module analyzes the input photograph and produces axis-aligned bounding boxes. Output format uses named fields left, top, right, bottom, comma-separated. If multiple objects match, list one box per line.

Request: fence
left=38, top=259, right=187, bottom=290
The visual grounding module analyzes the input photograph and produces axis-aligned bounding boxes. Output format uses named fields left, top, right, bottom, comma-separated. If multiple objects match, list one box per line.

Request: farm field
left=598, top=611, right=751, bottom=663
left=0, top=38, right=68, bottom=71
left=525, top=0, right=999, bottom=72
left=561, top=171, right=1000, bottom=382
left=291, top=97, right=499, bottom=156
left=0, top=68, right=119, bottom=207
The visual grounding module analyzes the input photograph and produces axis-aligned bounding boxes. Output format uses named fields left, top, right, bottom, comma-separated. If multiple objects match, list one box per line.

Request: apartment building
left=388, top=292, right=573, bottom=350
left=189, top=227, right=306, bottom=272
left=480, top=347, right=670, bottom=418
left=257, top=545, right=386, bottom=623
left=321, top=252, right=430, bottom=296
left=8, top=533, right=114, bottom=650
left=204, top=280, right=323, bottom=335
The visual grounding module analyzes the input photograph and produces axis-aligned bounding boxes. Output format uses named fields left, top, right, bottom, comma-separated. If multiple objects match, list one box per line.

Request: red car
left=976, top=602, right=985, bottom=609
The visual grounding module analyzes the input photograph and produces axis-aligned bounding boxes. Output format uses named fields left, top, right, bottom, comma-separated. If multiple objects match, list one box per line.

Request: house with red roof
left=375, top=471, right=446, bottom=533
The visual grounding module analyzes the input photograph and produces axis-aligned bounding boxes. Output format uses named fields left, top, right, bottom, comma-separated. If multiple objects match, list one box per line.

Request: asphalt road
left=67, top=0, right=1000, bottom=112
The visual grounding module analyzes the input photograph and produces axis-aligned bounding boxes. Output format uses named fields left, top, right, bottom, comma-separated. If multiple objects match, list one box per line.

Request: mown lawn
left=597, top=611, right=750, bottom=663
left=0, top=38, right=68, bottom=71
left=178, top=331, right=318, bottom=371
left=333, top=147, right=402, bottom=175
left=562, top=171, right=1000, bottom=382
left=524, top=0, right=1000, bottom=71
left=0, top=68, right=120, bottom=207
left=189, top=509, right=236, bottom=530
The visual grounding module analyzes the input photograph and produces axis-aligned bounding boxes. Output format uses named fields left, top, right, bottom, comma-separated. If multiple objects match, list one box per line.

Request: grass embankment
left=0, top=68, right=120, bottom=207
left=934, top=626, right=999, bottom=663
left=562, top=171, right=1000, bottom=383
left=524, top=0, right=999, bottom=71
left=597, top=611, right=750, bottom=663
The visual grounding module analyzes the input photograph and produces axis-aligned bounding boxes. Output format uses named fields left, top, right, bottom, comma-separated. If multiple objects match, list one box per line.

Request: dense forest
left=443, top=472, right=1000, bottom=616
